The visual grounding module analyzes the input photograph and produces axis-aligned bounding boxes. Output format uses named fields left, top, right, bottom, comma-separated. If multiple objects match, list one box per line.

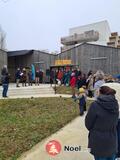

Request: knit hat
left=71, top=72, right=75, bottom=77
left=79, top=87, right=85, bottom=93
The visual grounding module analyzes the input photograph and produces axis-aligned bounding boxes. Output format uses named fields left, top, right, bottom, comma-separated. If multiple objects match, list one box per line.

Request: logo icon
left=46, top=140, right=61, bottom=156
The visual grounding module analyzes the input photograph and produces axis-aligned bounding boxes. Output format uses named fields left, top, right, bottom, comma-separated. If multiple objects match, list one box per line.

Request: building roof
left=7, top=49, right=56, bottom=57
left=59, top=42, right=120, bottom=55
left=7, top=50, right=34, bottom=57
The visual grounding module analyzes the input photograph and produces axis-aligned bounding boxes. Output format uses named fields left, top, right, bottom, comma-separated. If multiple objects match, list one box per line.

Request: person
left=85, top=86, right=119, bottom=160
left=63, top=70, right=70, bottom=86
left=21, top=68, right=27, bottom=87
left=39, top=70, right=43, bottom=83
left=2, top=72, right=10, bottom=98
left=57, top=69, right=63, bottom=84
left=70, top=72, right=76, bottom=98
left=76, top=87, right=86, bottom=116
left=28, top=69, right=33, bottom=86
left=15, top=68, right=21, bottom=87
left=35, top=69, right=40, bottom=85
left=77, top=74, right=87, bottom=89
left=94, top=70, right=105, bottom=99
left=87, top=74, right=94, bottom=98
left=102, top=83, right=120, bottom=160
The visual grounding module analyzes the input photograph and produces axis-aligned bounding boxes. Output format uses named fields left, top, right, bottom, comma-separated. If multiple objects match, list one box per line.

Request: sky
left=0, top=0, right=120, bottom=52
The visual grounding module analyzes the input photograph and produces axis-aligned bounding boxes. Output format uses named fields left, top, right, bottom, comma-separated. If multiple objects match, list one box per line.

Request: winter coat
left=2, top=73, right=10, bottom=84
left=57, top=71, right=63, bottom=80
left=77, top=78, right=86, bottom=89
left=94, top=80, right=105, bottom=98
left=15, top=70, right=21, bottom=79
left=85, top=95, right=119, bottom=157
left=70, top=76, right=76, bottom=87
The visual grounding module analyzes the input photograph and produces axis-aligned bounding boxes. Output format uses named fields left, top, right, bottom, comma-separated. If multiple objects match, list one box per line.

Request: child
left=77, top=87, right=86, bottom=116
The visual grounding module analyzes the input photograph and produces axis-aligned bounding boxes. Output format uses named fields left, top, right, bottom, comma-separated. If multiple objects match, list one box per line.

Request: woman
left=94, top=70, right=105, bottom=99
left=70, top=72, right=76, bottom=98
left=85, top=86, right=119, bottom=160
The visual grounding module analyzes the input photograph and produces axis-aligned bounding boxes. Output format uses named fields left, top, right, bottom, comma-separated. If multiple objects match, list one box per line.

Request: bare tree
left=0, top=25, right=6, bottom=50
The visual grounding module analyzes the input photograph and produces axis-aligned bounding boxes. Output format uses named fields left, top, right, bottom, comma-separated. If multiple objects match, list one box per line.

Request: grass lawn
left=0, top=97, right=92, bottom=160
left=0, top=97, right=81, bottom=160
left=54, top=86, right=78, bottom=94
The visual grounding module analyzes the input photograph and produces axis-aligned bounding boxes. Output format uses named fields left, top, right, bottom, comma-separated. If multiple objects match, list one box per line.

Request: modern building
left=107, top=32, right=120, bottom=48
left=61, top=20, right=111, bottom=52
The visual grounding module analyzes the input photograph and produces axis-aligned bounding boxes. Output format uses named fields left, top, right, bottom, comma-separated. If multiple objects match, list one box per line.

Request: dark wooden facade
left=8, top=50, right=56, bottom=81
left=57, top=43, right=120, bottom=75
left=7, top=43, right=120, bottom=82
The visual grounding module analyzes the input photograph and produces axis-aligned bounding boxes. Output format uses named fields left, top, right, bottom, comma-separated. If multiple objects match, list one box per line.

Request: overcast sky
left=0, top=0, right=120, bottom=52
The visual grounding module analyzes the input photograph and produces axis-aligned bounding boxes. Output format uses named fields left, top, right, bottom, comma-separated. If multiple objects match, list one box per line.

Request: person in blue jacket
left=2, top=72, right=10, bottom=98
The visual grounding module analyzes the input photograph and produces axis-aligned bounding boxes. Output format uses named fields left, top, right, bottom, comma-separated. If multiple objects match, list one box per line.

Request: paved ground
left=0, top=83, right=72, bottom=99
left=18, top=115, right=93, bottom=160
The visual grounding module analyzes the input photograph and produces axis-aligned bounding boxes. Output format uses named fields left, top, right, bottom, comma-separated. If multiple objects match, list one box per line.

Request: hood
left=96, top=95, right=119, bottom=114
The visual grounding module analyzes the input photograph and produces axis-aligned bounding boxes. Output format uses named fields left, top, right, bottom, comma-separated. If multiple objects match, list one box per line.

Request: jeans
left=2, top=84, right=8, bottom=97
left=79, top=105, right=84, bottom=115
left=94, top=154, right=116, bottom=160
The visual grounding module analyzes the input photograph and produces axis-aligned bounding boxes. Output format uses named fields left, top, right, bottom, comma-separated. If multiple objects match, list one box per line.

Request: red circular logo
left=46, top=140, right=61, bottom=156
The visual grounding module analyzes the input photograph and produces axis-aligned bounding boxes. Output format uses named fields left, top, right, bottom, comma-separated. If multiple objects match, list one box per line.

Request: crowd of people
left=50, top=68, right=118, bottom=98
left=15, top=67, right=44, bottom=87
left=50, top=68, right=120, bottom=160
left=1, top=65, right=120, bottom=160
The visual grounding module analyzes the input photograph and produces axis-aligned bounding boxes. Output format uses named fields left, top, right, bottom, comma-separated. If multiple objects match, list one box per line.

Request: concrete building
left=61, top=20, right=111, bottom=52
left=107, top=32, right=120, bottom=48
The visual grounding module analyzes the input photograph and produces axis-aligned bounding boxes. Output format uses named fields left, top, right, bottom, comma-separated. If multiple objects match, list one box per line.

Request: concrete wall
left=69, top=20, right=111, bottom=46
left=0, top=49, right=7, bottom=74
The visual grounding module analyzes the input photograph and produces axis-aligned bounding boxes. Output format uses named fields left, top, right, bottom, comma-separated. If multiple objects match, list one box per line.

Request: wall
left=69, top=20, right=111, bottom=46
left=56, top=43, right=120, bottom=75
left=8, top=51, right=56, bottom=82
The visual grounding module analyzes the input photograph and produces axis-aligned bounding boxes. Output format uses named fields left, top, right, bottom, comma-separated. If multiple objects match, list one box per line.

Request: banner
left=55, top=60, right=72, bottom=66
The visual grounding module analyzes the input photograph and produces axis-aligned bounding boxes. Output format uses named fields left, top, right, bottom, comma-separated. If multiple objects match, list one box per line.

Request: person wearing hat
left=76, top=87, right=86, bottom=116
left=85, top=86, right=119, bottom=160
left=102, top=83, right=120, bottom=160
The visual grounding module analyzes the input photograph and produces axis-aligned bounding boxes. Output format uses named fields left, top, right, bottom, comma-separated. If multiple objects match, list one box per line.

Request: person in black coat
left=85, top=86, right=119, bottom=160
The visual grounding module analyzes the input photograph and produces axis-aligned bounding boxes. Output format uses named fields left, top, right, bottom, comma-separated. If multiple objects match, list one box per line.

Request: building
left=6, top=42, right=120, bottom=80
left=107, top=32, right=120, bottom=48
left=61, top=20, right=111, bottom=52
left=57, top=43, right=120, bottom=75
left=0, top=20, right=120, bottom=81
left=7, top=50, right=56, bottom=81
